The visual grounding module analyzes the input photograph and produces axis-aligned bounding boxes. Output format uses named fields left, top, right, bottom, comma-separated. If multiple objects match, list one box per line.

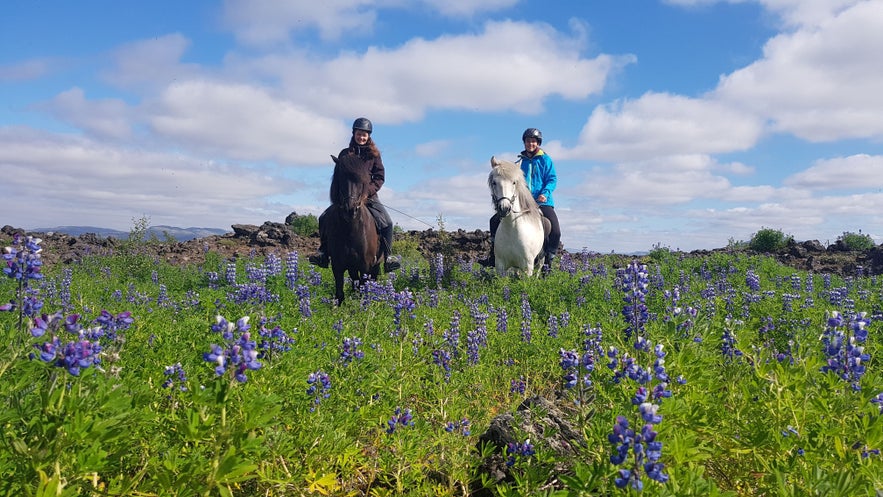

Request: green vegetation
left=287, top=213, right=319, bottom=237
left=748, top=227, right=793, bottom=252
left=838, top=230, right=876, bottom=251
left=0, top=231, right=881, bottom=496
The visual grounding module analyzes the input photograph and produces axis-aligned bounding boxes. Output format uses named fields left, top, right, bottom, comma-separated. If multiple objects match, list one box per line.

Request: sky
left=2, top=0, right=883, bottom=253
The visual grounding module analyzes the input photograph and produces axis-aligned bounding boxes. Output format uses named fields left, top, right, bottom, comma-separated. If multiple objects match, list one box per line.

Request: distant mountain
left=30, top=225, right=230, bottom=242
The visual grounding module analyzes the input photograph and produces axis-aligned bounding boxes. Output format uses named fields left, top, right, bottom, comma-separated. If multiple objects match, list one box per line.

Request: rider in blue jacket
left=479, top=127, right=561, bottom=269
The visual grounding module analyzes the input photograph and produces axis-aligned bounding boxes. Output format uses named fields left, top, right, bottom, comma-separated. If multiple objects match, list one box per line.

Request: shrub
left=837, top=230, right=875, bottom=251
left=726, top=237, right=749, bottom=251
left=748, top=227, right=792, bottom=252
left=289, top=213, right=319, bottom=236
left=647, top=243, right=674, bottom=263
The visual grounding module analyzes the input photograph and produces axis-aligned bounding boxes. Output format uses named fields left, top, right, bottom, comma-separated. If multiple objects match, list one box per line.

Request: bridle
left=492, top=185, right=529, bottom=216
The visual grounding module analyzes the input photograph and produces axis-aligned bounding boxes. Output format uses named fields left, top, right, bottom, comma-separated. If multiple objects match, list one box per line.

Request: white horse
left=487, top=156, right=548, bottom=277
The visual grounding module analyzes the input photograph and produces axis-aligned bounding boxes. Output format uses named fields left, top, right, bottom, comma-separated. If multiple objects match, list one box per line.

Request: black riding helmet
left=522, top=127, right=542, bottom=145
left=353, top=117, right=373, bottom=134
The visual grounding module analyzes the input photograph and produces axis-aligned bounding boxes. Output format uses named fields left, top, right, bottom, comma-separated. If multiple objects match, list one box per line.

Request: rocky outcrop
left=4, top=221, right=882, bottom=276
left=472, top=396, right=586, bottom=494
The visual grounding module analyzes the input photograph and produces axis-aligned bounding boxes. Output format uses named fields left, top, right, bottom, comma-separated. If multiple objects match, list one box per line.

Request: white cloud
left=714, top=1, right=883, bottom=141
left=146, top=80, right=348, bottom=165
left=103, top=34, right=203, bottom=91
left=223, top=0, right=378, bottom=45
left=784, top=154, right=883, bottom=189
left=0, top=59, right=53, bottom=81
left=414, top=139, right=453, bottom=157
left=573, top=155, right=735, bottom=206
left=222, top=0, right=521, bottom=45
left=43, top=88, right=133, bottom=140
left=0, top=127, right=300, bottom=230
left=556, top=92, right=763, bottom=162
left=259, top=20, right=631, bottom=123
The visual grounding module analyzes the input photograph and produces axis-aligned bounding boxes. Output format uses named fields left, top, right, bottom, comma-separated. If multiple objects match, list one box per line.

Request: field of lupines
left=1, top=232, right=882, bottom=496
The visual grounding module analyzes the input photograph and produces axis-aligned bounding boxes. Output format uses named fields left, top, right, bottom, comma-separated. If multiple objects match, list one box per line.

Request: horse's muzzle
left=496, top=199, right=512, bottom=218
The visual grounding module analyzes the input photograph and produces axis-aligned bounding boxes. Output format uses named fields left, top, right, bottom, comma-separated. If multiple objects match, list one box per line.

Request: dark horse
left=322, top=154, right=383, bottom=304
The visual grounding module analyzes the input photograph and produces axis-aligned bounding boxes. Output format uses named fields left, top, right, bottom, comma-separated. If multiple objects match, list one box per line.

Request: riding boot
left=544, top=250, right=556, bottom=266
left=478, top=237, right=496, bottom=268
left=308, top=241, right=330, bottom=268
left=380, top=225, right=401, bottom=272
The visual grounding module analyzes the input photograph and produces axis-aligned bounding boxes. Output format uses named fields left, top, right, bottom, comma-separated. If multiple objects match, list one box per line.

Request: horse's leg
left=332, top=265, right=346, bottom=304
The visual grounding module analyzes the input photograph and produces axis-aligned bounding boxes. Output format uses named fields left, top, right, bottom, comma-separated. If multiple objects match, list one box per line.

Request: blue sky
left=2, top=0, right=882, bottom=253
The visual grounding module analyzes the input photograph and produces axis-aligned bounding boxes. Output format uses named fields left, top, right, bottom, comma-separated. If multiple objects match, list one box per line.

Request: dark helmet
left=522, top=127, right=542, bottom=145
left=352, top=117, right=373, bottom=134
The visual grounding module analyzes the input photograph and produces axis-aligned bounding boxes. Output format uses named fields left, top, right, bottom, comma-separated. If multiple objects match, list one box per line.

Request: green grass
left=0, top=243, right=881, bottom=496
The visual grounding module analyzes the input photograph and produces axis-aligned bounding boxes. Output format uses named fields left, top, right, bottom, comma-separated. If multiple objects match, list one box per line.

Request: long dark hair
left=349, top=135, right=381, bottom=158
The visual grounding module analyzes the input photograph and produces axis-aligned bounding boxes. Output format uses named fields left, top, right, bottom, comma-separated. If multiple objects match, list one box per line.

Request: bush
left=838, top=231, right=876, bottom=251
left=289, top=213, right=319, bottom=236
left=748, top=227, right=792, bottom=252
left=726, top=237, right=749, bottom=251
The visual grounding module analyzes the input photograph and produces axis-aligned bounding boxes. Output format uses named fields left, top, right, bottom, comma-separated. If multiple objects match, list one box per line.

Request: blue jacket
left=518, top=149, right=557, bottom=207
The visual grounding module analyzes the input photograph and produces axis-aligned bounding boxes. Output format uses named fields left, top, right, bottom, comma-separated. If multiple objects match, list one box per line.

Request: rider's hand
left=537, top=194, right=547, bottom=203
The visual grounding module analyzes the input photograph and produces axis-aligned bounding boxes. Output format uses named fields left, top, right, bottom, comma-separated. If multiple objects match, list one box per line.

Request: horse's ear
left=331, top=155, right=339, bottom=164
left=490, top=156, right=500, bottom=168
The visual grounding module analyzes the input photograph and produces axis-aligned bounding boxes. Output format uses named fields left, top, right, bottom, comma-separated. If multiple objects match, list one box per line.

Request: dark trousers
left=489, top=205, right=560, bottom=255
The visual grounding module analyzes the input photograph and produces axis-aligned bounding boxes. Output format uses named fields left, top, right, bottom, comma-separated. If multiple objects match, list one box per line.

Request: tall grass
left=0, top=237, right=881, bottom=496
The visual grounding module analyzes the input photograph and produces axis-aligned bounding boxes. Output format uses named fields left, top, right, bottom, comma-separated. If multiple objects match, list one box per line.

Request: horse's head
left=330, top=154, right=372, bottom=214
left=488, top=156, right=524, bottom=218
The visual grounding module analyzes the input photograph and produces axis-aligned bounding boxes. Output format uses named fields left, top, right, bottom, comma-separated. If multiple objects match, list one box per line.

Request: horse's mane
left=489, top=157, right=542, bottom=218
left=330, top=154, right=371, bottom=205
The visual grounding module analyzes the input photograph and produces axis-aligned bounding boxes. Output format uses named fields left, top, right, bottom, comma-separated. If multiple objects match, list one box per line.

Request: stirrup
left=384, top=255, right=401, bottom=272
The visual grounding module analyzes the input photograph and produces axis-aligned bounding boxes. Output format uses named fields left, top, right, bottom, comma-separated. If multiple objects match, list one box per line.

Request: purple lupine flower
left=257, top=324, right=295, bottom=357
left=206, top=271, right=220, bottom=289
left=31, top=311, right=63, bottom=338
left=339, top=337, right=364, bottom=365
left=295, top=284, right=312, bottom=317
left=432, top=349, right=452, bottom=381
left=505, top=439, right=536, bottom=466
left=3, top=234, right=44, bottom=282
left=510, top=376, right=526, bottom=394
left=431, top=252, right=445, bottom=287
left=306, top=370, right=332, bottom=410
left=444, top=418, right=471, bottom=436
left=392, top=289, right=416, bottom=338
left=619, top=261, right=649, bottom=340
left=34, top=331, right=103, bottom=377
left=162, top=362, right=188, bottom=391
left=821, top=310, right=871, bottom=391
left=443, top=311, right=461, bottom=356
left=721, top=323, right=743, bottom=361
left=520, top=293, right=532, bottom=343
left=547, top=314, right=559, bottom=338
left=203, top=315, right=262, bottom=383
left=496, top=307, right=508, bottom=333
left=92, top=310, right=134, bottom=342
left=224, top=262, right=237, bottom=285
left=745, top=269, right=761, bottom=292
left=871, top=392, right=883, bottom=414
left=58, top=268, right=73, bottom=313
left=264, top=253, right=282, bottom=277
left=386, top=407, right=414, bottom=434
left=3, top=234, right=45, bottom=322
left=285, top=251, right=299, bottom=289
